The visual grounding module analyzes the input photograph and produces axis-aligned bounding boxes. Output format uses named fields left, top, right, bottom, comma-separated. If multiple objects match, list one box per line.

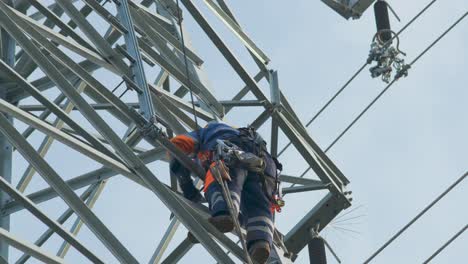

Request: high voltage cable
left=422, top=224, right=467, bottom=264
left=224, top=2, right=445, bottom=257
left=277, top=0, right=439, bottom=157
left=363, top=172, right=467, bottom=263
left=326, top=10, right=468, bottom=153
left=289, top=9, right=468, bottom=187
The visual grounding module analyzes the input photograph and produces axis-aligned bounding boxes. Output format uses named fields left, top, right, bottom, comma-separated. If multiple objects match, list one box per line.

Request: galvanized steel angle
left=0, top=5, right=233, bottom=261
left=15, top=183, right=99, bottom=264
left=132, top=5, right=204, bottom=67
left=2, top=147, right=166, bottom=216
left=0, top=114, right=140, bottom=263
left=135, top=33, right=224, bottom=118
left=82, top=0, right=129, bottom=34
left=273, top=110, right=343, bottom=194
left=203, top=0, right=270, bottom=65
left=25, top=0, right=97, bottom=52
left=55, top=0, right=132, bottom=77
left=279, top=107, right=349, bottom=186
left=0, top=176, right=104, bottom=264
left=0, top=59, right=118, bottom=161
left=0, top=98, right=141, bottom=188
left=0, top=228, right=65, bottom=264
left=6, top=7, right=116, bottom=74
left=180, top=0, right=271, bottom=106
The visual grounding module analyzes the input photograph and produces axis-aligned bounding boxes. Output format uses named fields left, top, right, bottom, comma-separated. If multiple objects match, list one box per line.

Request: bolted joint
left=138, top=116, right=164, bottom=142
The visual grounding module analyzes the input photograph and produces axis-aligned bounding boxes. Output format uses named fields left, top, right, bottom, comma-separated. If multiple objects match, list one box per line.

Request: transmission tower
left=0, top=0, right=376, bottom=263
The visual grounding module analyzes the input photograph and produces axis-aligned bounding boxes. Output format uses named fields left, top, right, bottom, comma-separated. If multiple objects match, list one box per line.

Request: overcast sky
left=7, top=0, right=467, bottom=263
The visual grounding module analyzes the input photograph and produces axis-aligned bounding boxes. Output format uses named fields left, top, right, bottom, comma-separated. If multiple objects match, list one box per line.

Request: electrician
left=169, top=122, right=282, bottom=263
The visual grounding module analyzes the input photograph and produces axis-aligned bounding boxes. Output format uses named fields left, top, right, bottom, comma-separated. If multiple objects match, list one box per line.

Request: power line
left=277, top=0, right=439, bottom=157
left=277, top=62, right=367, bottom=157
left=363, top=172, right=467, bottom=263
left=326, top=10, right=468, bottom=153
left=224, top=1, right=462, bottom=259
left=422, top=224, right=467, bottom=264
left=289, top=9, right=468, bottom=187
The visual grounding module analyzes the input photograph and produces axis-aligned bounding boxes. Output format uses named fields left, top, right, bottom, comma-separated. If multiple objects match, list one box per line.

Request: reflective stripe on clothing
left=247, top=226, right=273, bottom=237
left=230, top=191, right=241, bottom=204
left=247, top=216, right=275, bottom=230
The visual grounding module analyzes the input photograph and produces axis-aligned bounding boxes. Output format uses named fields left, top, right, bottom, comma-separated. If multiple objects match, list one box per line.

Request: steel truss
left=0, top=0, right=351, bottom=263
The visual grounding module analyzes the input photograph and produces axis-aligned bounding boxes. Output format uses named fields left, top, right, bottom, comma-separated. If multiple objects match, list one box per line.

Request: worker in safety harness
left=169, top=122, right=284, bottom=263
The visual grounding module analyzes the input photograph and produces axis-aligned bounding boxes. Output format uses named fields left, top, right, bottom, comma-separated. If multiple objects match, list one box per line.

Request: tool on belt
left=215, top=138, right=285, bottom=213
left=210, top=146, right=253, bottom=264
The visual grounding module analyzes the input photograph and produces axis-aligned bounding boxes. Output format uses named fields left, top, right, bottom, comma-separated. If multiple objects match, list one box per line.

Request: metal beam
left=0, top=112, right=139, bottom=263
left=280, top=175, right=323, bottom=186
left=82, top=0, right=128, bottom=34
left=16, top=81, right=87, bottom=193
left=0, top=176, right=103, bottom=263
left=0, top=60, right=119, bottom=161
left=149, top=217, right=181, bottom=264
left=160, top=238, right=193, bottom=264
left=213, top=0, right=268, bottom=73
left=282, top=184, right=330, bottom=195
left=0, top=1, right=14, bottom=258
left=132, top=5, right=203, bottom=66
left=280, top=107, right=350, bottom=185
left=135, top=31, right=224, bottom=118
left=55, top=0, right=131, bottom=76
left=116, top=0, right=155, bottom=120
left=57, top=181, right=107, bottom=258
left=0, top=228, right=65, bottom=264
left=5, top=3, right=187, bottom=136
left=8, top=60, right=99, bottom=102
left=180, top=0, right=270, bottom=105
left=0, top=98, right=139, bottom=185
left=203, top=0, right=270, bottom=64
left=0, top=14, right=223, bottom=254
left=1, top=147, right=165, bottom=216
left=15, top=183, right=98, bottom=264
left=25, top=0, right=96, bottom=51
left=6, top=6, right=116, bottom=74
left=284, top=193, right=346, bottom=255
left=274, top=110, right=347, bottom=195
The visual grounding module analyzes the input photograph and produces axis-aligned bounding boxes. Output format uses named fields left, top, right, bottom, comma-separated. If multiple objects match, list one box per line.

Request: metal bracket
left=367, top=30, right=409, bottom=83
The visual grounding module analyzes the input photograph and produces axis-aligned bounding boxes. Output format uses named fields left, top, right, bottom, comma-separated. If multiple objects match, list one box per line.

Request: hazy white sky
left=7, top=0, right=467, bottom=263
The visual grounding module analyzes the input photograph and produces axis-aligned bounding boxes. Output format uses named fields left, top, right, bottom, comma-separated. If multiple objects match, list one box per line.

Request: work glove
left=180, top=181, right=202, bottom=202
left=170, top=158, right=203, bottom=203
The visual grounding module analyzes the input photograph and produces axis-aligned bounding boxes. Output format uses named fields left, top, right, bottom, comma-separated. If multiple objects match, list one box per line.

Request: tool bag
left=224, top=127, right=283, bottom=204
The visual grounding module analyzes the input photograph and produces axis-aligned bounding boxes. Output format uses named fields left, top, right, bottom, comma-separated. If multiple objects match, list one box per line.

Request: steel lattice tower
left=0, top=0, right=362, bottom=263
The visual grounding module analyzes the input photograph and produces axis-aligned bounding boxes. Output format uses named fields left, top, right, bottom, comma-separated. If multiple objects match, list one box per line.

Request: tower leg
left=0, top=1, right=15, bottom=259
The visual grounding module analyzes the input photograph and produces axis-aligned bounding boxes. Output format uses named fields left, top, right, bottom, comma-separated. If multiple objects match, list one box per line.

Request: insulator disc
left=308, top=237, right=327, bottom=264
left=374, top=1, right=392, bottom=43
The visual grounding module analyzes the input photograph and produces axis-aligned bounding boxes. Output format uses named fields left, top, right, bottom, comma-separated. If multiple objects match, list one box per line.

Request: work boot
left=208, top=214, right=234, bottom=233
left=187, top=215, right=234, bottom=243
left=249, top=240, right=270, bottom=264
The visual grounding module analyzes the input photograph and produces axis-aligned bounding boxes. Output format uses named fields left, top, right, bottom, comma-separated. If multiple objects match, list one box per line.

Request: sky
left=5, top=0, right=468, bottom=263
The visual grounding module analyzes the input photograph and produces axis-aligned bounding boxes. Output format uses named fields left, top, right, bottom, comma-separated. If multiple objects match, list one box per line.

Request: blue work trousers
left=205, top=167, right=274, bottom=248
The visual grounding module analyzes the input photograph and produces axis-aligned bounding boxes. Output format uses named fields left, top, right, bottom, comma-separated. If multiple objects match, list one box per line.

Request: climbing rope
left=174, top=0, right=200, bottom=131
left=173, top=1, right=252, bottom=262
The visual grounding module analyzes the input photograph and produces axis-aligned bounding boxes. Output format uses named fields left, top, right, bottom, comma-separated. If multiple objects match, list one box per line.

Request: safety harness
left=218, top=126, right=285, bottom=212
